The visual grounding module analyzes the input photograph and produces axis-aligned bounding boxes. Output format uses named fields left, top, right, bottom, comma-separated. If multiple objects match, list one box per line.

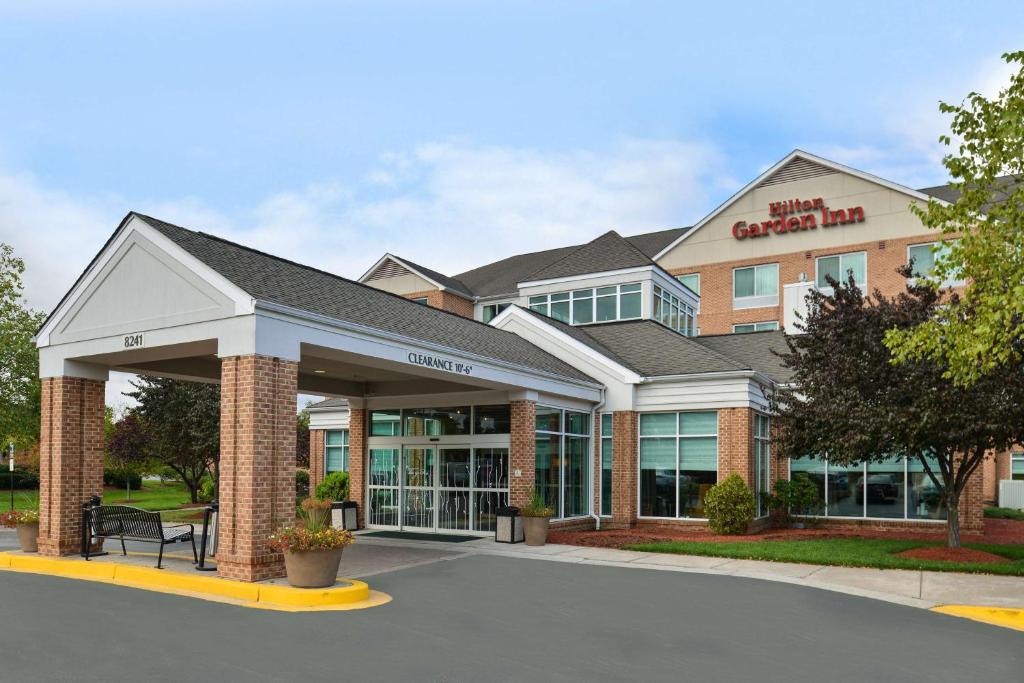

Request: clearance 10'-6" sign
left=732, top=197, right=865, bottom=240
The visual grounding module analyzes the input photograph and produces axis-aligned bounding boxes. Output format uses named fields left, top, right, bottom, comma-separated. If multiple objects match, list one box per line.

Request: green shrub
left=103, top=469, right=142, bottom=490
left=769, top=473, right=823, bottom=521
left=984, top=506, right=1024, bottom=521
left=315, top=471, right=350, bottom=502
left=1, top=469, right=39, bottom=489
left=295, top=469, right=310, bottom=498
left=197, top=477, right=216, bottom=503
left=704, top=474, right=755, bottom=535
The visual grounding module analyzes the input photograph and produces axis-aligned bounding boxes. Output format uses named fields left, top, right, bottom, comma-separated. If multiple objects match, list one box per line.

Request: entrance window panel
left=474, top=491, right=507, bottom=532
left=640, top=437, right=676, bottom=518
left=827, top=462, right=864, bottom=517
left=370, top=409, right=401, bottom=436
left=403, top=447, right=435, bottom=488
left=368, top=448, right=399, bottom=487
left=535, top=434, right=561, bottom=513
left=403, top=489, right=434, bottom=529
left=865, top=457, right=905, bottom=518
left=908, top=456, right=947, bottom=520
left=564, top=435, right=589, bottom=518
left=789, top=458, right=826, bottom=515
left=438, top=490, right=470, bottom=530
left=404, top=407, right=471, bottom=436
left=367, top=488, right=399, bottom=527
left=474, top=448, right=509, bottom=490
left=474, top=405, right=511, bottom=434
left=600, top=414, right=613, bottom=516
left=439, top=449, right=471, bottom=488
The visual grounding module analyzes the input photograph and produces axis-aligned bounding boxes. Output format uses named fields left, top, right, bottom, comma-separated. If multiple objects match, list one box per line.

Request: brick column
left=718, top=407, right=754, bottom=485
left=38, top=376, right=106, bottom=556
left=347, top=409, right=366, bottom=528
left=217, top=355, right=297, bottom=582
left=610, top=410, right=638, bottom=528
left=959, top=459, right=985, bottom=534
left=309, top=429, right=325, bottom=492
left=509, top=400, right=536, bottom=508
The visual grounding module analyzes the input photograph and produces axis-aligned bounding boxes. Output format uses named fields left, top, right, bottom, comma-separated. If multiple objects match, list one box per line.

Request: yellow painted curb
left=0, top=552, right=389, bottom=612
left=932, top=605, right=1024, bottom=632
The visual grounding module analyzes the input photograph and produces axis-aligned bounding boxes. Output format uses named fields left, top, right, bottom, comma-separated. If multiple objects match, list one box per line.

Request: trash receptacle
left=495, top=506, right=524, bottom=544
left=331, top=501, right=359, bottom=530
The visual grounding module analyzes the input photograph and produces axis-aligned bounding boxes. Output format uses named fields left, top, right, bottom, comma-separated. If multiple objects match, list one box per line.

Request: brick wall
left=718, top=407, right=753, bottom=485
left=669, top=234, right=950, bottom=335
left=309, top=428, right=325, bottom=492
left=347, top=409, right=366, bottom=528
left=217, top=355, right=297, bottom=582
left=38, top=376, right=106, bottom=556
left=404, top=289, right=475, bottom=318
left=509, top=400, right=536, bottom=508
left=609, top=410, right=638, bottom=528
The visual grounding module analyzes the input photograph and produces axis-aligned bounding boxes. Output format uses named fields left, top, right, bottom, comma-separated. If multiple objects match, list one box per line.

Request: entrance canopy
left=36, top=213, right=604, bottom=406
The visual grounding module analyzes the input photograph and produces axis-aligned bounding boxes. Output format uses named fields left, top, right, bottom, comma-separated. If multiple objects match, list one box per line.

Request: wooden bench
left=86, top=505, right=197, bottom=569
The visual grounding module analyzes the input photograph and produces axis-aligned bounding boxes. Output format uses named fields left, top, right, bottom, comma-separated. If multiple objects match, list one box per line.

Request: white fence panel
left=998, top=480, right=1024, bottom=510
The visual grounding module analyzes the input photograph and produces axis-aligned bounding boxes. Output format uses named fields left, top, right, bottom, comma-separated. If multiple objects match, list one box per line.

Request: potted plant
left=1, top=508, right=41, bottom=553
left=520, top=489, right=553, bottom=546
left=268, top=498, right=355, bottom=588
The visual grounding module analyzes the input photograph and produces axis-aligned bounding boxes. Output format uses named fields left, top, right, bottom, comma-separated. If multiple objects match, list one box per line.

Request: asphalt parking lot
left=0, top=550, right=1020, bottom=682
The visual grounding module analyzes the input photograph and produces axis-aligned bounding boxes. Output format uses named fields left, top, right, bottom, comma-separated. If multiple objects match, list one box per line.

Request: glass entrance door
left=438, top=448, right=471, bottom=530
left=402, top=447, right=435, bottom=530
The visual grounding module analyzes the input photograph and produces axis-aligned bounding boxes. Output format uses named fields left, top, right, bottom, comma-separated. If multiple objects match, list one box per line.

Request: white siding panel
left=636, top=377, right=767, bottom=412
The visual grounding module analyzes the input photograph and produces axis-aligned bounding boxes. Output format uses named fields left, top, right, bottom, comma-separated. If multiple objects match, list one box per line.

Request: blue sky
left=1, top=1, right=1021, bottom=404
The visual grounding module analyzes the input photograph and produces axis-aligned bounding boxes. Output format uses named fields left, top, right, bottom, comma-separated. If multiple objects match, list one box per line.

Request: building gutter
left=589, top=386, right=606, bottom=531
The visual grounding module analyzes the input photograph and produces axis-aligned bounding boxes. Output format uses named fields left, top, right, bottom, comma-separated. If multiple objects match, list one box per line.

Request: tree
left=0, top=243, right=46, bottom=449
left=772, top=270, right=1024, bottom=547
left=885, top=51, right=1024, bottom=385
left=296, top=408, right=310, bottom=469
left=107, top=411, right=150, bottom=501
left=127, top=376, right=220, bottom=503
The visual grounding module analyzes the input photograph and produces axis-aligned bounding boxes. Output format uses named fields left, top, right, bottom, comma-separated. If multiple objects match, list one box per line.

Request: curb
left=931, top=605, right=1024, bottom=632
left=0, top=552, right=391, bottom=612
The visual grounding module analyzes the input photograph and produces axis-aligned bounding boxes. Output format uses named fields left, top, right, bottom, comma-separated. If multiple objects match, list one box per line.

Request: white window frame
left=325, top=429, right=349, bottom=473
left=535, top=405, right=591, bottom=520
left=733, top=321, right=779, bottom=333
left=907, top=241, right=965, bottom=288
left=676, top=272, right=700, bottom=296
left=653, top=285, right=696, bottom=336
left=754, top=414, right=771, bottom=518
left=599, top=413, right=613, bottom=517
left=482, top=302, right=511, bottom=323
left=1011, top=451, right=1024, bottom=481
left=732, top=263, right=779, bottom=310
left=410, top=297, right=429, bottom=305
left=528, top=283, right=642, bottom=326
left=815, top=251, right=867, bottom=292
left=637, top=411, right=719, bottom=521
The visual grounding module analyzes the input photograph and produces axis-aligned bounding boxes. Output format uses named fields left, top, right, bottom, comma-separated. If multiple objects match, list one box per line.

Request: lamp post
left=5, top=443, right=13, bottom=511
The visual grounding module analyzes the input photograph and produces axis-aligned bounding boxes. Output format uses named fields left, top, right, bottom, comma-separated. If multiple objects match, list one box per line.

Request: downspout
left=589, top=386, right=607, bottom=531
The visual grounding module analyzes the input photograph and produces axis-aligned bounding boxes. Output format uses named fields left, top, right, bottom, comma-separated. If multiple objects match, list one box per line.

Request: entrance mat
left=362, top=531, right=481, bottom=543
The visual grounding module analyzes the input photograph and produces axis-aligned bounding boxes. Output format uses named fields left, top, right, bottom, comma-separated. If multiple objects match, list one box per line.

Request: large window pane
left=572, top=290, right=593, bottom=324
left=640, top=413, right=677, bottom=436
left=550, top=294, right=570, bottom=323
left=640, top=438, right=676, bottom=517
left=474, top=404, right=511, bottom=434
left=536, top=406, right=562, bottom=432
left=817, top=256, right=841, bottom=288
left=325, top=429, right=348, bottom=472
left=535, top=434, right=561, bottom=513
left=439, top=448, right=471, bottom=488
left=368, top=448, right=399, bottom=487
left=908, top=456, right=947, bottom=520
left=908, top=244, right=936, bottom=278
left=754, top=264, right=778, bottom=296
left=865, top=457, right=905, bottom=518
left=789, top=458, right=826, bottom=515
left=620, top=291, right=642, bottom=319
left=679, top=412, right=717, bottom=435
left=844, top=253, right=866, bottom=285
left=474, top=448, right=508, bottom=490
left=404, top=407, right=471, bottom=436
left=734, top=267, right=755, bottom=298
left=827, top=462, right=864, bottom=517
left=403, top=447, right=435, bottom=488
left=564, top=436, right=589, bottom=517
left=369, top=409, right=401, bottom=436
left=596, top=294, right=617, bottom=321
left=677, top=273, right=699, bottom=295
left=566, top=411, right=590, bottom=435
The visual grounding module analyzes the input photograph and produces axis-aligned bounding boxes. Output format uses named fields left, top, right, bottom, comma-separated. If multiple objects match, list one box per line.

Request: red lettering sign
left=733, top=197, right=865, bottom=240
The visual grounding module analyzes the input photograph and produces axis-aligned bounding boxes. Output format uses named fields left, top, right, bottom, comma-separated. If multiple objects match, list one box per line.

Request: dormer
left=358, top=254, right=475, bottom=317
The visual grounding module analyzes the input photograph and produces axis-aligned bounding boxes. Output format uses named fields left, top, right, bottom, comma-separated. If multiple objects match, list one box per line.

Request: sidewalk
left=351, top=531, right=1024, bottom=611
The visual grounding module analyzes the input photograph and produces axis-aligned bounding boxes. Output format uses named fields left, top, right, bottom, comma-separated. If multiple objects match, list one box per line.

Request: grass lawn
left=624, top=538, right=1024, bottom=576
left=5, top=481, right=207, bottom=518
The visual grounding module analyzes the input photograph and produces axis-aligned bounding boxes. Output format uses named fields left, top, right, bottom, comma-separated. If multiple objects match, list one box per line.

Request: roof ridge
left=385, top=253, right=474, bottom=297
left=515, top=305, right=643, bottom=373
left=519, top=229, right=656, bottom=283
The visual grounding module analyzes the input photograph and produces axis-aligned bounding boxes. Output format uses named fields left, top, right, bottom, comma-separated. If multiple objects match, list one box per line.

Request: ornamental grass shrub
left=704, top=474, right=755, bottom=535
left=268, top=498, right=354, bottom=553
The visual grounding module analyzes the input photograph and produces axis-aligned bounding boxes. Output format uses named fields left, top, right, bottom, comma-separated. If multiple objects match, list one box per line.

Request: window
left=325, top=430, right=349, bottom=473
left=733, top=264, right=779, bottom=309
left=600, top=414, right=613, bottom=516
left=1012, top=452, right=1024, bottom=481
left=788, top=456, right=947, bottom=520
left=908, top=242, right=964, bottom=286
left=816, top=252, right=866, bottom=289
left=639, top=412, right=718, bottom=519
left=754, top=415, right=770, bottom=518
left=411, top=297, right=429, bottom=305
left=528, top=283, right=642, bottom=326
left=404, top=407, right=471, bottom=436
left=653, top=285, right=696, bottom=336
left=482, top=302, right=510, bottom=323
left=676, top=273, right=700, bottom=296
left=368, top=405, right=510, bottom=437
left=535, top=407, right=590, bottom=519
left=733, top=321, right=779, bottom=334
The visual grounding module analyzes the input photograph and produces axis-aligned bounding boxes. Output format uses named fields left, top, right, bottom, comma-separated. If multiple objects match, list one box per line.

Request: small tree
left=296, top=409, right=310, bottom=469
left=773, top=271, right=1024, bottom=547
left=107, top=411, right=150, bottom=501
left=704, top=474, right=755, bottom=535
left=0, top=243, right=46, bottom=449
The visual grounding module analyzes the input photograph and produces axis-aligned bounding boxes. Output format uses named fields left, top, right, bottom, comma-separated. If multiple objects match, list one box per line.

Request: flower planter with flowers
left=1, top=509, right=40, bottom=553
left=520, top=490, right=554, bottom=547
left=268, top=498, right=355, bottom=588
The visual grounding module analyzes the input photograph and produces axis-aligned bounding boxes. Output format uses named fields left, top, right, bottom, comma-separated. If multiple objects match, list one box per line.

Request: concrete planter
left=16, top=523, right=39, bottom=553
left=283, top=548, right=344, bottom=588
left=522, top=516, right=550, bottom=546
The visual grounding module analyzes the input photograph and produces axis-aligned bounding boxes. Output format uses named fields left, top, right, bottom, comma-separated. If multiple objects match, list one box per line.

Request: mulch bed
left=896, top=547, right=1010, bottom=564
left=548, top=518, right=1024, bottom=549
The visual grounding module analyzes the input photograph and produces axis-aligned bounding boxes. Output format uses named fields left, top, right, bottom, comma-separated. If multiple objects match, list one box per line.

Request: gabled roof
left=917, top=174, right=1024, bottom=214
left=360, top=253, right=474, bottom=298
left=133, top=213, right=598, bottom=384
left=652, top=149, right=949, bottom=260
left=691, top=330, right=794, bottom=384
left=520, top=230, right=658, bottom=283
left=307, top=398, right=350, bottom=411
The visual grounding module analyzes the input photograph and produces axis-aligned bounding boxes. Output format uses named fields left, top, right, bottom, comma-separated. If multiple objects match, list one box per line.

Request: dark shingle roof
left=625, top=227, right=688, bottom=257
left=387, top=255, right=475, bottom=298
left=521, top=230, right=656, bottom=282
left=307, top=398, right=350, bottom=410
left=917, top=175, right=1024, bottom=213
left=518, top=308, right=790, bottom=382
left=136, top=214, right=597, bottom=385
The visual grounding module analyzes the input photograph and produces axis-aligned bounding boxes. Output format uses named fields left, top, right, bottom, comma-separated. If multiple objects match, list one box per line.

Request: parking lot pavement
left=0, top=552, right=1020, bottom=682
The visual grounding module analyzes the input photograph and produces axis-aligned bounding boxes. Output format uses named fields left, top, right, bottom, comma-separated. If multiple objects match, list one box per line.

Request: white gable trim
left=652, top=149, right=951, bottom=260
left=358, top=253, right=468, bottom=297
left=489, top=306, right=643, bottom=384
left=36, top=214, right=254, bottom=347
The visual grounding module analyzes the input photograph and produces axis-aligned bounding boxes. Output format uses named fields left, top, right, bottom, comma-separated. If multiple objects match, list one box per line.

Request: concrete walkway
left=347, top=531, right=1024, bottom=610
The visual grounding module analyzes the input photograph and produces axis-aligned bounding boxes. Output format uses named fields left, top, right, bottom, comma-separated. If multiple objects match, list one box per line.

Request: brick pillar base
left=347, top=409, right=366, bottom=528
left=610, top=411, right=638, bottom=528
left=509, top=400, right=536, bottom=508
left=38, top=376, right=106, bottom=556
left=718, top=407, right=753, bottom=485
left=309, top=429, right=325, bottom=492
left=217, top=355, right=297, bottom=582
